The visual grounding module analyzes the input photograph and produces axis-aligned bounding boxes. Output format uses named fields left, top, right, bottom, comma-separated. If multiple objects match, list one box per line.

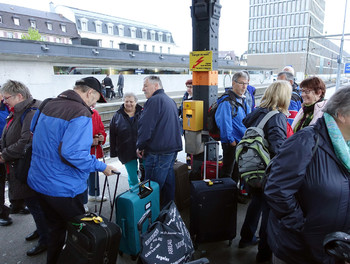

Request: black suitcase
left=58, top=213, right=122, bottom=264
left=174, top=161, right=190, bottom=211
left=190, top=142, right=237, bottom=245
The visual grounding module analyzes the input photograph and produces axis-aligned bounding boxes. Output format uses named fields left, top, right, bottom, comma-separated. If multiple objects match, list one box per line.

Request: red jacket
left=90, top=109, right=106, bottom=158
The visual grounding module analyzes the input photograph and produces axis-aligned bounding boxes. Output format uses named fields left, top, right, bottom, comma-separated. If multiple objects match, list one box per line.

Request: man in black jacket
left=136, top=76, right=182, bottom=208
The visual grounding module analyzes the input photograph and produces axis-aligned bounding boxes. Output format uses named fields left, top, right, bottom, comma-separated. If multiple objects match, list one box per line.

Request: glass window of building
left=30, top=20, right=36, bottom=28
left=110, top=40, right=114, bottom=48
left=80, top=18, right=88, bottom=31
left=47, top=23, right=52, bottom=30
left=150, top=30, right=156, bottom=41
left=269, top=29, right=272, bottom=40
left=296, top=14, right=300, bottom=25
left=273, top=29, right=277, bottom=40
left=130, top=27, right=137, bottom=38
left=272, top=42, right=276, bottom=52
left=144, top=44, right=147, bottom=51
left=300, top=13, right=304, bottom=25
left=98, top=40, right=102, bottom=47
left=265, top=30, right=269, bottom=41
left=278, top=16, right=282, bottom=27
left=107, top=23, right=114, bottom=35
left=294, top=40, right=298, bottom=52
left=301, top=0, right=306, bottom=11
left=0, top=16, right=2, bottom=23
left=118, top=25, right=124, bottom=36
left=158, top=32, right=163, bottom=42
left=152, top=45, right=155, bottom=52
left=168, top=47, right=171, bottom=54
left=270, top=4, right=274, bottom=15
left=298, top=40, right=303, bottom=51
left=276, top=42, right=280, bottom=52
left=142, top=29, right=148, bottom=40
left=264, top=42, right=268, bottom=53
left=61, top=24, right=66, bottom=32
left=292, top=1, right=296, bottom=12
left=279, top=2, right=283, bottom=13
left=160, top=46, right=163, bottom=53
left=282, top=15, right=286, bottom=27
left=94, top=21, right=102, bottom=33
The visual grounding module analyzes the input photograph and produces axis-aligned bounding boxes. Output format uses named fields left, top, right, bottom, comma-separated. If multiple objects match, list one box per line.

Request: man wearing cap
left=27, top=77, right=117, bottom=264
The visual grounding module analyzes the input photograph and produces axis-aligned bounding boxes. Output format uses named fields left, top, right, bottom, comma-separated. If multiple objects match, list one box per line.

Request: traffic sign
left=345, top=63, right=350, bottom=73
left=189, top=51, right=213, bottom=71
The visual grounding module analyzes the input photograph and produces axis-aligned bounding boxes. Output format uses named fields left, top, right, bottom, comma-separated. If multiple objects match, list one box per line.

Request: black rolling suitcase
left=174, top=161, right=190, bottom=211
left=190, top=142, right=237, bottom=246
left=58, top=213, right=122, bottom=264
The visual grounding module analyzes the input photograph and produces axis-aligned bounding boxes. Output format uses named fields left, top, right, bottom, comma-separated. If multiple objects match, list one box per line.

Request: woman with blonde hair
left=238, top=80, right=292, bottom=264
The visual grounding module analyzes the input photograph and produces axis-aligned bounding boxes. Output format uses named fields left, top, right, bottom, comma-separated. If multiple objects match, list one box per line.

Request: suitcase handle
left=203, top=141, right=220, bottom=180
left=138, top=179, right=153, bottom=199
left=137, top=209, right=152, bottom=237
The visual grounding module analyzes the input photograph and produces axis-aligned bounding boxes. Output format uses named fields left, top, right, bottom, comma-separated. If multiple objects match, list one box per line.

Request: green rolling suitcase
left=115, top=180, right=160, bottom=259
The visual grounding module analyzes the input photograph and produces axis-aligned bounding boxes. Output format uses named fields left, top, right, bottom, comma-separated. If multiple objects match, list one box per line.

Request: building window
left=7, top=32, right=13, bottom=38
left=30, top=20, right=36, bottom=28
left=166, top=33, right=171, bottom=43
left=98, top=40, right=102, bottom=47
left=94, top=21, right=102, bottom=33
left=107, top=23, right=114, bottom=35
left=160, top=46, right=163, bottom=53
left=150, top=30, right=155, bottom=41
left=13, top=17, right=20, bottom=26
left=61, top=24, right=66, bottom=32
left=118, top=25, right=124, bottom=36
left=144, top=44, right=147, bottom=51
left=152, top=45, right=155, bottom=52
left=80, top=18, right=88, bottom=31
left=47, top=23, right=53, bottom=30
left=142, top=29, right=148, bottom=39
left=110, top=40, right=114, bottom=48
left=158, top=32, right=163, bottom=42
left=168, top=47, right=171, bottom=54
left=0, top=16, right=2, bottom=23
left=130, top=27, right=136, bottom=38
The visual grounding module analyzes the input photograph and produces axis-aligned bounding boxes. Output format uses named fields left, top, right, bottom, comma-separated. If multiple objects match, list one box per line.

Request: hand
left=103, top=165, right=118, bottom=176
left=92, top=137, right=99, bottom=146
left=98, top=134, right=104, bottom=143
left=136, top=148, right=144, bottom=159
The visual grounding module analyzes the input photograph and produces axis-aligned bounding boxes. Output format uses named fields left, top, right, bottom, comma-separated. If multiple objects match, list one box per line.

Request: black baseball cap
left=75, top=77, right=107, bottom=103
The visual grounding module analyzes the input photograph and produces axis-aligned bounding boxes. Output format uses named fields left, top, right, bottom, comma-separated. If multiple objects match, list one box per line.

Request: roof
left=0, top=3, right=79, bottom=38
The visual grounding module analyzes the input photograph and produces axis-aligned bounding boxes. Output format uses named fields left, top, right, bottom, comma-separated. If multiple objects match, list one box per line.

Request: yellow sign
left=189, top=51, right=213, bottom=71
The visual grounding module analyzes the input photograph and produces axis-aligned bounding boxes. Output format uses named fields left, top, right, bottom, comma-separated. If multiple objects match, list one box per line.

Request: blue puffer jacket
left=265, top=117, right=350, bottom=264
left=27, top=90, right=107, bottom=198
left=110, top=104, right=142, bottom=164
left=243, top=107, right=287, bottom=157
left=215, top=90, right=250, bottom=144
left=137, top=89, right=182, bottom=154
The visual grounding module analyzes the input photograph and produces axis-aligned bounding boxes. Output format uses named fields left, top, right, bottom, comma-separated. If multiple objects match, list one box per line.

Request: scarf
left=324, top=113, right=350, bottom=172
left=294, top=98, right=324, bottom=132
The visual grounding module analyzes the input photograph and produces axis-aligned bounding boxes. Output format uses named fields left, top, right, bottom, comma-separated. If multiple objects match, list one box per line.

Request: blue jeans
left=83, top=172, right=100, bottom=204
left=25, top=196, right=49, bottom=245
left=143, top=152, right=177, bottom=208
left=125, top=159, right=139, bottom=188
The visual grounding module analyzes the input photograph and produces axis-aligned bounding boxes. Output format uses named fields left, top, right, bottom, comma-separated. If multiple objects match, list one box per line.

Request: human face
left=2, top=93, right=22, bottom=108
left=124, top=96, right=136, bottom=113
left=142, top=79, right=158, bottom=99
left=186, top=84, right=193, bottom=97
left=232, top=77, right=249, bottom=97
left=301, top=87, right=322, bottom=106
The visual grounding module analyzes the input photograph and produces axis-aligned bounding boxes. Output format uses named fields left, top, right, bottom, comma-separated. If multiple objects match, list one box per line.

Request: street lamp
left=336, top=0, right=348, bottom=90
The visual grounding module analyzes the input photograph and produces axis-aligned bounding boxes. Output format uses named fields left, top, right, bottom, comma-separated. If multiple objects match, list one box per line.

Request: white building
left=50, top=3, right=177, bottom=54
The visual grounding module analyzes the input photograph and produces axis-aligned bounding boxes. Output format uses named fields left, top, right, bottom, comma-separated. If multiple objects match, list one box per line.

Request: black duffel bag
left=138, top=201, right=194, bottom=264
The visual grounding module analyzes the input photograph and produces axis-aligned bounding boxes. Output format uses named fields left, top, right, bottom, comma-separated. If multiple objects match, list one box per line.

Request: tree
left=21, top=28, right=42, bottom=41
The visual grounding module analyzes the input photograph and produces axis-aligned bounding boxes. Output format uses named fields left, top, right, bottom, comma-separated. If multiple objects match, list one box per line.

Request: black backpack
left=207, top=93, right=238, bottom=141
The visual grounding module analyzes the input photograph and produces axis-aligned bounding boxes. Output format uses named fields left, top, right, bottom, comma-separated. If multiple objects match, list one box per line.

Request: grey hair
left=232, top=71, right=249, bottom=83
left=282, top=66, right=295, bottom=76
left=242, top=70, right=250, bottom=80
left=323, top=85, right=350, bottom=118
left=73, top=84, right=91, bottom=93
left=123, top=92, right=138, bottom=103
left=144, top=75, right=163, bottom=89
left=0, top=80, right=32, bottom=99
left=278, top=71, right=294, bottom=82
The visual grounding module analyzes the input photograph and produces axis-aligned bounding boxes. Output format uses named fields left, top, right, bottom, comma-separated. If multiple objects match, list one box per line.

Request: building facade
left=51, top=4, right=177, bottom=54
left=247, top=0, right=348, bottom=77
left=0, top=3, right=79, bottom=44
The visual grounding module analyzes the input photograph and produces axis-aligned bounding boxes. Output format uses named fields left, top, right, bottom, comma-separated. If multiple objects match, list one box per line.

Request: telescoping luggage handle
left=99, top=170, right=121, bottom=221
left=137, top=209, right=152, bottom=238
left=203, top=141, right=223, bottom=185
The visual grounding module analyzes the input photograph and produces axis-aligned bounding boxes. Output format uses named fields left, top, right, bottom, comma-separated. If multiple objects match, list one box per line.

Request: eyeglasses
left=236, top=81, right=249, bottom=86
left=3, top=95, right=13, bottom=101
left=301, top=89, right=312, bottom=94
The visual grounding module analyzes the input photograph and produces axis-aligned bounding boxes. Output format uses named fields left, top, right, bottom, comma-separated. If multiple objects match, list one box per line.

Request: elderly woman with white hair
left=265, top=85, right=350, bottom=264
left=109, top=92, right=143, bottom=187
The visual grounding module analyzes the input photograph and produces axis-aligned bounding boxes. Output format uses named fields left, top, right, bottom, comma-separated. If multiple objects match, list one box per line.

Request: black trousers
left=0, top=164, right=8, bottom=218
left=36, top=192, right=85, bottom=264
left=220, top=143, right=239, bottom=183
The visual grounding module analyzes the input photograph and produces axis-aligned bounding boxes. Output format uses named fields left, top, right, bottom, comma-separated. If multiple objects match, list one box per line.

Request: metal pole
left=304, top=16, right=312, bottom=78
left=336, top=0, right=348, bottom=90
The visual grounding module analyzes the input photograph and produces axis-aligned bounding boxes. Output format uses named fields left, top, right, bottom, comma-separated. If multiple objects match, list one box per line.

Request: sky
left=1, top=0, right=349, bottom=56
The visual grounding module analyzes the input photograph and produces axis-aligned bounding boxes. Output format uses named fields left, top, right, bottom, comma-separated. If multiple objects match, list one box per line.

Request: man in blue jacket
left=27, top=77, right=117, bottom=264
left=136, top=76, right=182, bottom=208
left=215, top=71, right=250, bottom=182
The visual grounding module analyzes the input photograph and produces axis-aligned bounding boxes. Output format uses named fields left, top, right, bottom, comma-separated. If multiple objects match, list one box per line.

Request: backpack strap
left=31, top=98, right=52, bottom=133
left=20, top=107, right=38, bottom=125
left=257, top=110, right=279, bottom=130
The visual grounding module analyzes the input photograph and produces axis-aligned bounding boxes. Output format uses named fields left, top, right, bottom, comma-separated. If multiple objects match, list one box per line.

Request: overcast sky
left=1, top=0, right=349, bottom=55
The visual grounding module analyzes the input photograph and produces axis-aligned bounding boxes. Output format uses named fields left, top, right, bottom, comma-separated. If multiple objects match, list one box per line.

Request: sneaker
left=83, top=204, right=89, bottom=213
left=88, top=195, right=107, bottom=202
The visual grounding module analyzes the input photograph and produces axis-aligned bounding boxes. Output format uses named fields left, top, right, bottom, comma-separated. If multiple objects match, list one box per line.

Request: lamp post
left=336, top=0, right=348, bottom=90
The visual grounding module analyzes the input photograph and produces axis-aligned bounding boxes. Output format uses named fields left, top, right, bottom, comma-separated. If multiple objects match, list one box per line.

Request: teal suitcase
left=115, top=180, right=160, bottom=258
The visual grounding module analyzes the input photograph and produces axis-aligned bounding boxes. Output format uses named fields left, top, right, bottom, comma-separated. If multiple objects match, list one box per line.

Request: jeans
left=105, top=88, right=111, bottom=99
left=240, top=188, right=271, bottom=257
left=125, top=159, right=139, bottom=188
left=143, top=152, right=177, bottom=208
left=83, top=171, right=100, bottom=204
left=221, top=143, right=239, bottom=182
left=25, top=196, right=49, bottom=245
left=36, top=192, right=85, bottom=264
